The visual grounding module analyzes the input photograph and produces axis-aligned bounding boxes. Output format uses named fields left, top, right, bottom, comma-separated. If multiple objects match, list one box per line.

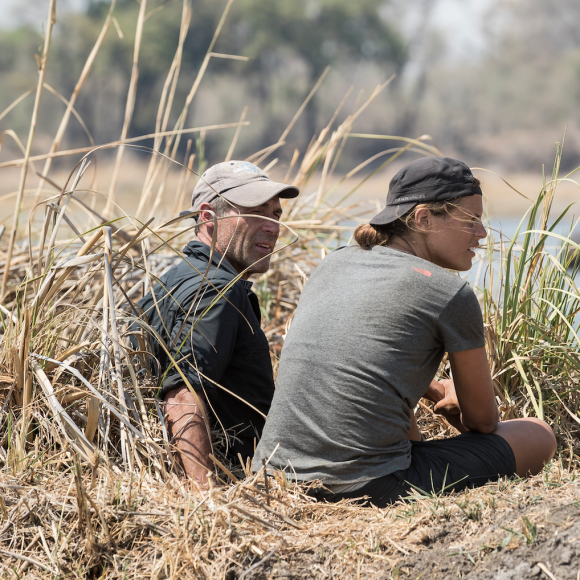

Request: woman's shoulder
left=413, top=260, right=474, bottom=304
left=316, top=245, right=472, bottom=296
left=369, top=246, right=468, bottom=284
left=308, top=245, right=362, bottom=273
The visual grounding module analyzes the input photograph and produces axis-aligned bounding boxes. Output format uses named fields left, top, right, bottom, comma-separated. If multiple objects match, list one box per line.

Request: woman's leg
left=323, top=418, right=557, bottom=508
left=493, top=418, right=556, bottom=477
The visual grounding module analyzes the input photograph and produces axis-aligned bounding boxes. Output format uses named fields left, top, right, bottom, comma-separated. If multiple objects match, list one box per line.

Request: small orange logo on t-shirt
left=413, top=267, right=432, bottom=277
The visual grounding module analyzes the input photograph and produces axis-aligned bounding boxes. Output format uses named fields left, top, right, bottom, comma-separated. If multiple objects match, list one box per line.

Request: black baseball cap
left=369, top=156, right=482, bottom=226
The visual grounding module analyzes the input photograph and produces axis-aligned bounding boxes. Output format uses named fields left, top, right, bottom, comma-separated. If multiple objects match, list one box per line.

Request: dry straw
left=1, top=0, right=580, bottom=578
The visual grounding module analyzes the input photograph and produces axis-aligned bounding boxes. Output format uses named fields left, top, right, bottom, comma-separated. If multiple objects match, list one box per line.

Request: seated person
left=254, top=156, right=556, bottom=506
left=137, top=160, right=299, bottom=487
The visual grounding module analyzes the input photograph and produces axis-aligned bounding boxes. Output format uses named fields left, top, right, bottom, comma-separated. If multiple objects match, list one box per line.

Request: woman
left=253, top=156, right=556, bottom=507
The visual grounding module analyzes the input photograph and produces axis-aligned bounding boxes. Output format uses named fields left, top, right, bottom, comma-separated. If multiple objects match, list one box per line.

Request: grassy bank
left=1, top=0, right=580, bottom=577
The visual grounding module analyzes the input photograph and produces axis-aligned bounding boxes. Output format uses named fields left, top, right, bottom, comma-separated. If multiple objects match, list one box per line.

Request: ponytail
left=354, top=223, right=390, bottom=249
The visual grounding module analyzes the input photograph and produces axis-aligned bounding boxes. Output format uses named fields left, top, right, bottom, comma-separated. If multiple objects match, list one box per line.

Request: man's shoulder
left=167, top=257, right=244, bottom=308
left=170, top=242, right=238, bottom=288
left=175, top=254, right=235, bottom=284
left=137, top=246, right=242, bottom=313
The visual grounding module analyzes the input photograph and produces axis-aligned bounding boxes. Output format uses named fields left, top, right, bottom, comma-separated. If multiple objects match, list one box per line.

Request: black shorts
left=318, top=432, right=517, bottom=508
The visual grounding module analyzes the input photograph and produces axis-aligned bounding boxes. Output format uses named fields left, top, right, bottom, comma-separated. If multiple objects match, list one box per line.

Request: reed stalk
left=32, top=0, right=117, bottom=208
left=1, top=0, right=57, bottom=300
left=105, top=0, right=148, bottom=215
left=0, top=121, right=250, bottom=169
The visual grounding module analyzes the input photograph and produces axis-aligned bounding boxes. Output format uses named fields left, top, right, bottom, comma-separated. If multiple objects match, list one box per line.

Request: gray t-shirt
left=254, top=245, right=485, bottom=484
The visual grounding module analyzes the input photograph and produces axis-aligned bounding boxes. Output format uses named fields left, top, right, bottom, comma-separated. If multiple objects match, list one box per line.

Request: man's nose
left=262, top=218, right=280, bottom=236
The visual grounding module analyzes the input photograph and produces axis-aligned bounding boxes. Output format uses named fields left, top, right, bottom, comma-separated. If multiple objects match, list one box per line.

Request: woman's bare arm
left=407, top=410, right=422, bottom=441
left=448, top=347, right=499, bottom=433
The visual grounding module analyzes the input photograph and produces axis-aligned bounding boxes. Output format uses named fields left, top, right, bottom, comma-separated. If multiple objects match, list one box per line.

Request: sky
left=0, top=0, right=85, bottom=29
left=430, top=0, right=496, bottom=60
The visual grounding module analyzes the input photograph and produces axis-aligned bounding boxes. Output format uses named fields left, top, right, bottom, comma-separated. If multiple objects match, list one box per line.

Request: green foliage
left=456, top=496, right=484, bottom=521
left=0, top=27, right=41, bottom=126
left=483, top=142, right=580, bottom=423
left=226, top=0, right=407, bottom=77
left=222, top=0, right=406, bottom=140
left=501, top=516, right=538, bottom=544
left=0, top=0, right=407, bottom=152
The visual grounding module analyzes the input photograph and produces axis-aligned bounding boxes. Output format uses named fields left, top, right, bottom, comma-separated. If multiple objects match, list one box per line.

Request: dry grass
left=1, top=1, right=580, bottom=578
left=0, top=455, right=578, bottom=579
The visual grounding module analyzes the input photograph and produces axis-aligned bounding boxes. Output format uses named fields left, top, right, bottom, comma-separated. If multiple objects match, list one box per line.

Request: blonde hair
left=354, top=179, right=481, bottom=250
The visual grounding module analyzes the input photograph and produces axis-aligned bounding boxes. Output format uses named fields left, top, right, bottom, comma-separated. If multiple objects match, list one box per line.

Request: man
left=136, top=160, right=299, bottom=487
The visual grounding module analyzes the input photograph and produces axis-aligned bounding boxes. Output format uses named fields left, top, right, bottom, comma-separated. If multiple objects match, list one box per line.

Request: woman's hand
left=423, top=379, right=445, bottom=403
left=426, top=379, right=466, bottom=433
left=424, top=379, right=460, bottom=414
left=432, top=379, right=460, bottom=416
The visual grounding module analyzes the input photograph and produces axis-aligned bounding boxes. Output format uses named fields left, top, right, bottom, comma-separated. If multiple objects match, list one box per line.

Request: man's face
left=214, top=196, right=283, bottom=277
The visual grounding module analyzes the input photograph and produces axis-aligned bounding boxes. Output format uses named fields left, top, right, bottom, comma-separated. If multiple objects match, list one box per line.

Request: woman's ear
left=414, top=207, right=431, bottom=232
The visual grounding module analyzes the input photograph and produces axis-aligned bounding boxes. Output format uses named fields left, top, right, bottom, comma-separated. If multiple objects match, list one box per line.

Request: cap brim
left=178, top=209, right=199, bottom=218
left=369, top=201, right=417, bottom=226
left=222, top=180, right=299, bottom=207
left=179, top=180, right=299, bottom=216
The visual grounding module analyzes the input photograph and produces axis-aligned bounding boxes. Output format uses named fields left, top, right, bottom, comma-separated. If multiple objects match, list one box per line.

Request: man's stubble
left=217, top=217, right=273, bottom=275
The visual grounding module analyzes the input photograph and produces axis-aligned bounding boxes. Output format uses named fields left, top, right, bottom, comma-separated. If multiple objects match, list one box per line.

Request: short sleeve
left=437, top=283, right=485, bottom=354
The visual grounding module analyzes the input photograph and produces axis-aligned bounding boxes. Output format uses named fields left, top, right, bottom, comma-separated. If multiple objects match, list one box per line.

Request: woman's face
left=417, top=195, right=487, bottom=272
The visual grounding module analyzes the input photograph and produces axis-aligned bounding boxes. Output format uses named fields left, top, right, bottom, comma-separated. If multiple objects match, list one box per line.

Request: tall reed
left=482, top=144, right=580, bottom=463
left=0, top=0, right=579, bottom=491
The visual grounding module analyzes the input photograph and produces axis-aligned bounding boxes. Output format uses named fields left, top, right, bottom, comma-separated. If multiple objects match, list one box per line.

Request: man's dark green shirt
left=136, top=241, right=275, bottom=460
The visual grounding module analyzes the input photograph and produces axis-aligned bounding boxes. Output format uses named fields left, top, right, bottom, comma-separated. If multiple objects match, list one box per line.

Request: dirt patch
left=399, top=511, right=580, bottom=579
left=245, top=472, right=580, bottom=580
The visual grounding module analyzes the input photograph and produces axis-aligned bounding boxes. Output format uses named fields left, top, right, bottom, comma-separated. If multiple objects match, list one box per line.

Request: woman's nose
left=477, top=222, right=487, bottom=240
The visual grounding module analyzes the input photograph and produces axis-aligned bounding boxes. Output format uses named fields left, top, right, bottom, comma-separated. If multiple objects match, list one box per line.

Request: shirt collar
left=183, top=241, right=254, bottom=291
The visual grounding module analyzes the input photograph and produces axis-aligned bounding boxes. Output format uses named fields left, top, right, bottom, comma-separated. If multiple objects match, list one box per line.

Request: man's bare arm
left=164, top=385, right=214, bottom=486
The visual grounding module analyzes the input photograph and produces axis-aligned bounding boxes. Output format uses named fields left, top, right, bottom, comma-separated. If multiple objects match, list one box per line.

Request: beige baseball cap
left=180, top=160, right=299, bottom=217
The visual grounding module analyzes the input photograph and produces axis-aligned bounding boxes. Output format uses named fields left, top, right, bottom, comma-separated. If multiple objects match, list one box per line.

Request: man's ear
left=198, top=202, right=216, bottom=226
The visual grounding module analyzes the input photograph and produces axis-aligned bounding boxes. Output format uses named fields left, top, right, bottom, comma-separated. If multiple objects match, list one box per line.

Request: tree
left=222, top=0, right=407, bottom=140
left=1, top=0, right=408, bottom=159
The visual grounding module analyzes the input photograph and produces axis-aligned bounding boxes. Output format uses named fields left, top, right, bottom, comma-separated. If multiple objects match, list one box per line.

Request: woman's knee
left=521, top=418, right=557, bottom=454
left=494, top=418, right=557, bottom=476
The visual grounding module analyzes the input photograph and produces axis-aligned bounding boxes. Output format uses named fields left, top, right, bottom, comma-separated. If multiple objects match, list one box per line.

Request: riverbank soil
left=3, top=464, right=578, bottom=579
left=256, top=468, right=580, bottom=580
left=388, top=487, right=580, bottom=580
